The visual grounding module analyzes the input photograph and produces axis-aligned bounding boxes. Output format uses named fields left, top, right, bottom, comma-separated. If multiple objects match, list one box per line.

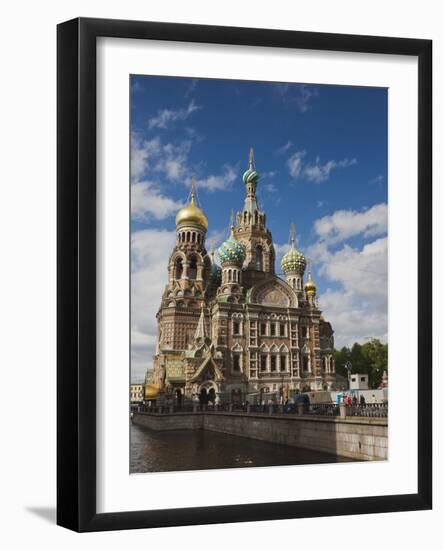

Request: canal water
left=130, top=423, right=353, bottom=473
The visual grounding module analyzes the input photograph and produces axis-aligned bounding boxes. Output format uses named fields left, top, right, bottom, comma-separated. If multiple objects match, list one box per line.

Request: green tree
left=361, top=338, right=388, bottom=388
left=334, top=339, right=388, bottom=389
left=333, top=346, right=351, bottom=378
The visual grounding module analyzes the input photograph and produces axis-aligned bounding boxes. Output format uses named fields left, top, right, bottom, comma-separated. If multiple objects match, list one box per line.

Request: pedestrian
left=346, top=394, right=352, bottom=406
left=352, top=395, right=358, bottom=406
left=360, top=394, right=366, bottom=406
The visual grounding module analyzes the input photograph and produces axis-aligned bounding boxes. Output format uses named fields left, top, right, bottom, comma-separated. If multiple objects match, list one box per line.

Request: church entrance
left=175, top=389, right=183, bottom=409
left=198, top=382, right=217, bottom=407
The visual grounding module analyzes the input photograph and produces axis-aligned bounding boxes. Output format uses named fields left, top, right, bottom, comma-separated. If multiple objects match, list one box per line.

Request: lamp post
left=344, top=361, right=352, bottom=393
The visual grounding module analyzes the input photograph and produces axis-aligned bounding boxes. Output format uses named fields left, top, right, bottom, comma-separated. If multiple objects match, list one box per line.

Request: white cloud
left=313, top=203, right=388, bottom=244
left=130, top=135, right=161, bottom=181
left=157, top=141, right=192, bottom=181
left=184, top=79, right=198, bottom=97
left=131, top=181, right=183, bottom=221
left=369, top=174, right=384, bottom=185
left=148, top=100, right=201, bottom=130
left=306, top=204, right=388, bottom=348
left=277, top=140, right=293, bottom=154
left=264, top=183, right=278, bottom=193
left=316, top=237, right=388, bottom=348
left=131, top=229, right=176, bottom=380
left=274, top=84, right=319, bottom=112
left=192, top=165, right=237, bottom=192
left=131, top=132, right=192, bottom=183
left=286, top=149, right=357, bottom=183
left=292, top=85, right=319, bottom=113
left=287, top=150, right=306, bottom=177
left=303, top=157, right=357, bottom=183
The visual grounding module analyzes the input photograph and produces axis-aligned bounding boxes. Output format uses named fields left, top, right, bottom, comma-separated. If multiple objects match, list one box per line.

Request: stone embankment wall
left=132, top=412, right=387, bottom=461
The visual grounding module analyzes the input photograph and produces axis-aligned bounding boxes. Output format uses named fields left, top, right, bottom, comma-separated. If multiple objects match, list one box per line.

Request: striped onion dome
left=217, top=229, right=246, bottom=267
left=242, top=166, right=259, bottom=185
left=242, top=147, right=259, bottom=185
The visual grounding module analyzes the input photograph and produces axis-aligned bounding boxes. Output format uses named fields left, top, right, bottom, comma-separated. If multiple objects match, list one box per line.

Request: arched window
left=175, top=258, right=183, bottom=279
left=188, top=256, right=197, bottom=279
left=280, top=355, right=287, bottom=371
left=256, top=245, right=263, bottom=271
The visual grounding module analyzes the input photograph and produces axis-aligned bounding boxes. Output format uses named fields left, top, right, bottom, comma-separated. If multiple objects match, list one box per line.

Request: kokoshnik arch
left=145, top=149, right=336, bottom=404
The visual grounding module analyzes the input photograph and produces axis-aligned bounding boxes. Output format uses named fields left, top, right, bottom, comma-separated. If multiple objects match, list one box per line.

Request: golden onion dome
left=175, top=181, right=208, bottom=230
left=304, top=269, right=317, bottom=295
left=144, top=384, right=160, bottom=399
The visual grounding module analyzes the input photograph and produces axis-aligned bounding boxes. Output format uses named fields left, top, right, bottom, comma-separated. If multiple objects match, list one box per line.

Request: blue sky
left=130, top=75, right=388, bottom=381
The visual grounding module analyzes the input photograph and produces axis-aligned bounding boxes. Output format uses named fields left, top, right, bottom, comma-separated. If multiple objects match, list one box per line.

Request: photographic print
left=130, top=75, right=388, bottom=474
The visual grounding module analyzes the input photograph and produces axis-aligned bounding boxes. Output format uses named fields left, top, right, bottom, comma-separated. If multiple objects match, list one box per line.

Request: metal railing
left=342, top=403, right=388, bottom=418
left=134, top=401, right=387, bottom=418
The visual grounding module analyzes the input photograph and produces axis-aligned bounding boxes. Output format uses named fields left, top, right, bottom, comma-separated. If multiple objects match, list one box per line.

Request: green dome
left=281, top=246, right=306, bottom=274
left=242, top=167, right=259, bottom=185
left=217, top=230, right=246, bottom=266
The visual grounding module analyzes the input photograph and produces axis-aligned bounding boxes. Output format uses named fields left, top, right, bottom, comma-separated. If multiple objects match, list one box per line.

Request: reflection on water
left=130, top=423, right=353, bottom=473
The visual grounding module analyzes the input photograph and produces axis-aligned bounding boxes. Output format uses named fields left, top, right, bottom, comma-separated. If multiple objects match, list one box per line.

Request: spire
left=242, top=148, right=260, bottom=215
left=249, top=147, right=255, bottom=170
left=175, top=176, right=208, bottom=230
left=290, top=223, right=295, bottom=249
left=190, top=176, right=197, bottom=204
left=210, top=238, right=215, bottom=259
left=194, top=302, right=208, bottom=341
left=230, top=208, right=235, bottom=231
left=304, top=259, right=317, bottom=296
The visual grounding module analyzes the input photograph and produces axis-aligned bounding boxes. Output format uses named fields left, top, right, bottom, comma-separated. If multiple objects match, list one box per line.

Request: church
left=146, top=149, right=336, bottom=405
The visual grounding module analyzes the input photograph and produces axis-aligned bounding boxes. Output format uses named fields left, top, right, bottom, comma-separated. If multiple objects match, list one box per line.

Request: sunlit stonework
left=146, top=149, right=336, bottom=404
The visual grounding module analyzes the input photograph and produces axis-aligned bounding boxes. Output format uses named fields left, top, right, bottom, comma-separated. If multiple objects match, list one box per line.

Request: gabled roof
left=190, top=354, right=224, bottom=383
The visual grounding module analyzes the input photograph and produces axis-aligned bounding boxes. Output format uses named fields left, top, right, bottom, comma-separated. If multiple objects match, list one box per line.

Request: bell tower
left=234, top=148, right=276, bottom=279
left=167, top=178, right=211, bottom=298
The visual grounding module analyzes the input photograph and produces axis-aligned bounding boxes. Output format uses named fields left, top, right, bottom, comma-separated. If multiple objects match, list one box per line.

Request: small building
left=130, top=383, right=144, bottom=403
left=349, top=373, right=369, bottom=390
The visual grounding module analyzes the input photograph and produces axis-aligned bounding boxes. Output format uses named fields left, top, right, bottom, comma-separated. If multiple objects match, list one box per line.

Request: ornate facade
left=147, top=150, right=336, bottom=404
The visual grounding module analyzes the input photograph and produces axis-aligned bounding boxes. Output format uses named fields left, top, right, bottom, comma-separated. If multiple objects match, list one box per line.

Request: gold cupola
left=304, top=261, right=317, bottom=295
left=175, top=178, right=208, bottom=230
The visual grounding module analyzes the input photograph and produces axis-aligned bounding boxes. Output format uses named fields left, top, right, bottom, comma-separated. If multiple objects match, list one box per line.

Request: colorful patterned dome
left=281, top=225, right=306, bottom=275
left=217, top=229, right=246, bottom=266
left=281, top=246, right=306, bottom=274
left=242, top=166, right=259, bottom=185
left=242, top=147, right=259, bottom=185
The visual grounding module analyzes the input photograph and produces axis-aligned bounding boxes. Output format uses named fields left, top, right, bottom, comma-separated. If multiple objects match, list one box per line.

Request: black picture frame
left=57, top=17, right=432, bottom=532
